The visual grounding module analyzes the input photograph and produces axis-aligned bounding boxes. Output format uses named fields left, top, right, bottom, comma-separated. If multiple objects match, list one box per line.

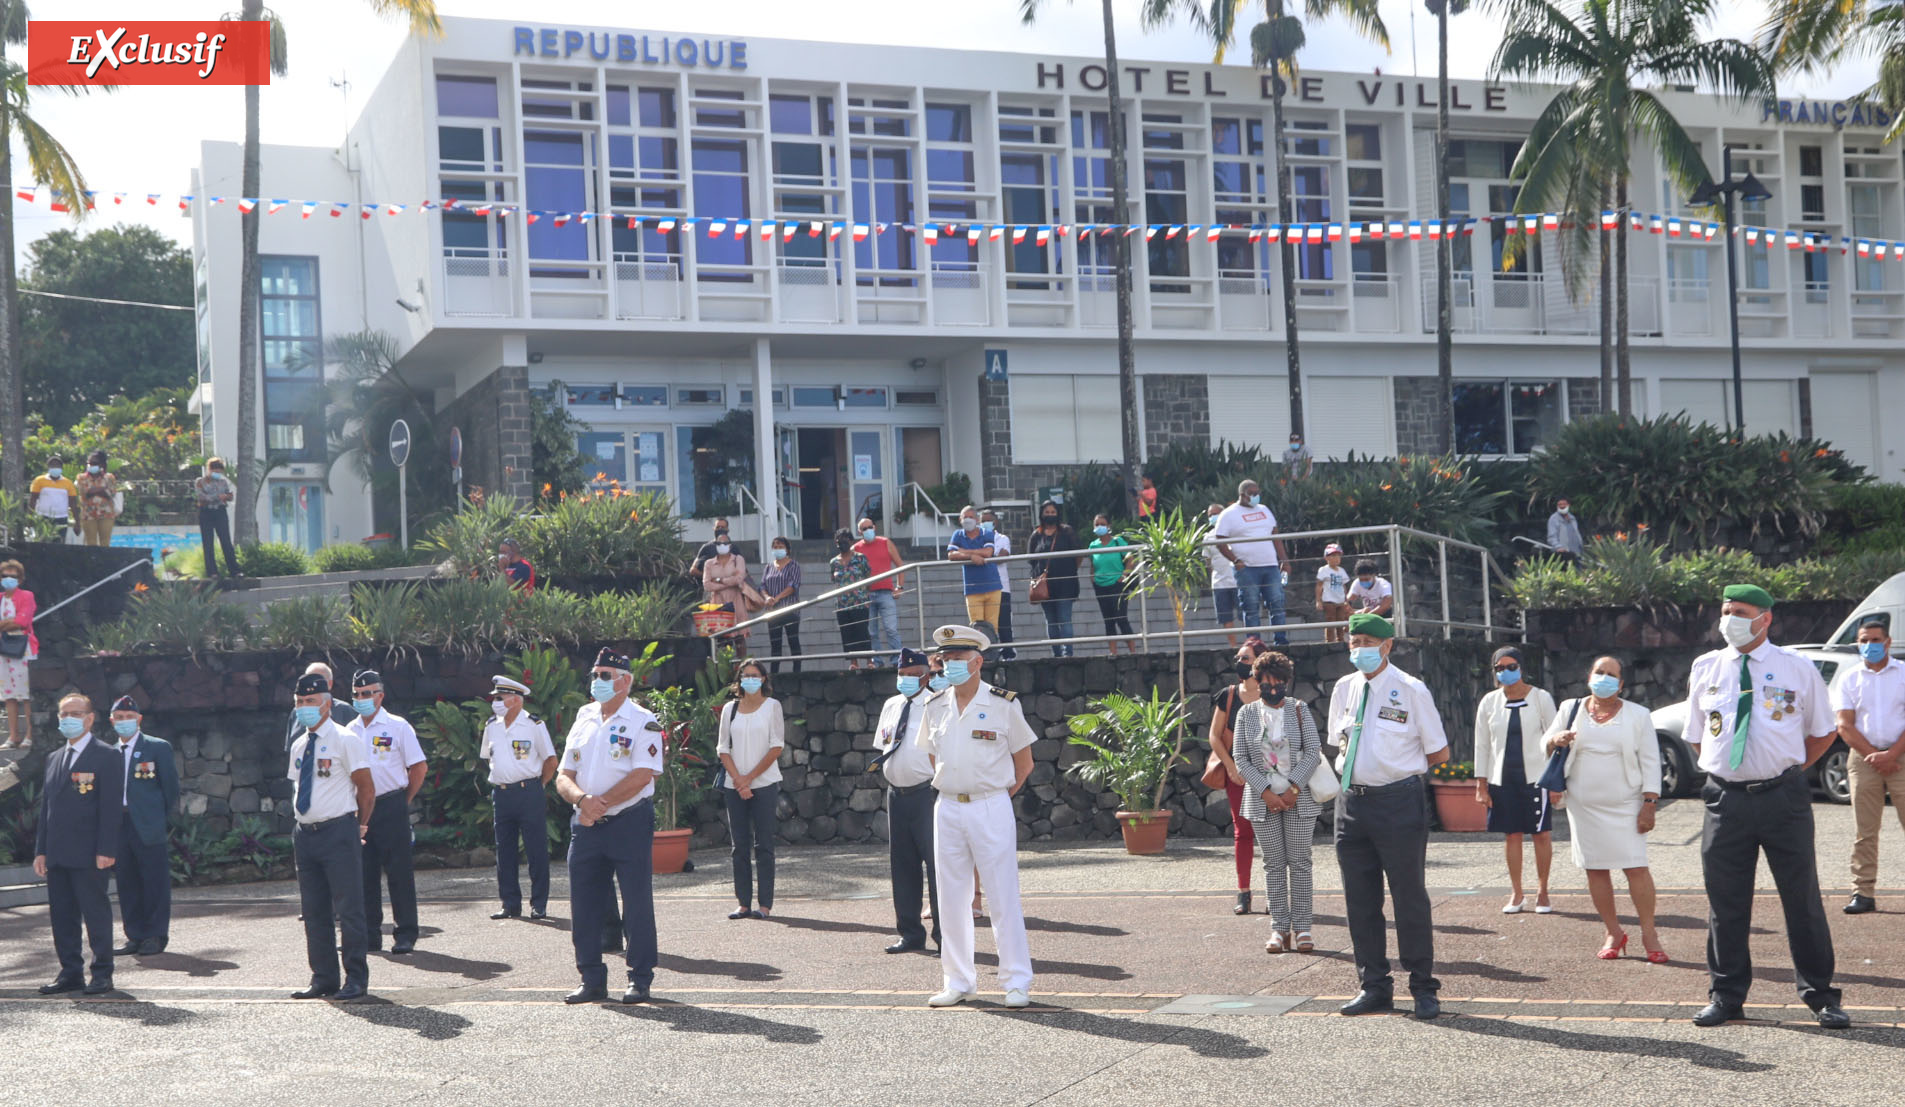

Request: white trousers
left=934, top=792, right=1032, bottom=994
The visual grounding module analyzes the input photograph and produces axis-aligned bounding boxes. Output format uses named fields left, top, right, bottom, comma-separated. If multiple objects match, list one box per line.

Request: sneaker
left=1003, top=989, right=1031, bottom=1008
left=927, top=988, right=974, bottom=1008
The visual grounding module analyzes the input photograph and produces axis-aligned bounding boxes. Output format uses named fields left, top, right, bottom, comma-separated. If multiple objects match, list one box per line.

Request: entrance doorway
left=794, top=427, right=891, bottom=539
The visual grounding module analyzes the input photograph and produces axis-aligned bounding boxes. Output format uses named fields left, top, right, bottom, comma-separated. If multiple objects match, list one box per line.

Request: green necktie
left=1343, top=682, right=1371, bottom=788
left=1730, top=654, right=1752, bottom=771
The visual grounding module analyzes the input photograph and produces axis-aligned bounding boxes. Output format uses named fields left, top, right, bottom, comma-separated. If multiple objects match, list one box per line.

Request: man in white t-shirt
left=1349, top=560, right=1394, bottom=617
left=1205, top=503, right=1239, bottom=649
left=1212, top=479, right=1290, bottom=645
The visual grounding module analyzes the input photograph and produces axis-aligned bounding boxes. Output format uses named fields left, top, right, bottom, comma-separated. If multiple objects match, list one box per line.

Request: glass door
left=847, top=428, right=886, bottom=528
left=268, top=482, right=325, bottom=552
left=775, top=427, right=802, bottom=540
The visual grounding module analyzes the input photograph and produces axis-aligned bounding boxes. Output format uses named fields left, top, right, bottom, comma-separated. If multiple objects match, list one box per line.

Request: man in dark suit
left=34, top=693, right=124, bottom=995
left=282, top=661, right=357, bottom=754
left=107, top=696, right=178, bottom=957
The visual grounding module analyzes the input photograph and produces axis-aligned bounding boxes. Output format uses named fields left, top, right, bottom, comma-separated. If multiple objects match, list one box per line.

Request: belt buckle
left=957, top=793, right=972, bottom=803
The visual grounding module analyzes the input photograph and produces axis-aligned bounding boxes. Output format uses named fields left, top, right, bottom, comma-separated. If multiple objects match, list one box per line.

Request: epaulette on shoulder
left=989, top=684, right=1016, bottom=701
left=527, top=713, right=542, bottom=723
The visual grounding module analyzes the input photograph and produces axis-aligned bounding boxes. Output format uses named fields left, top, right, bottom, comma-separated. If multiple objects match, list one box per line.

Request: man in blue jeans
left=854, top=517, right=906, bottom=665
left=1212, top=479, right=1290, bottom=646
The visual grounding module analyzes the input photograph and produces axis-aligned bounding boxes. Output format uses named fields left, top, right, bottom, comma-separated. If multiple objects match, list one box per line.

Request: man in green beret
left=1326, top=612, right=1451, bottom=1019
left=1682, top=584, right=1848, bottom=1029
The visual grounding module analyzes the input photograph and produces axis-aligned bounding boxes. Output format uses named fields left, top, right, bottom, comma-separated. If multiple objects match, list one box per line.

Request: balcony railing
left=442, top=248, right=513, bottom=318
left=613, top=254, right=685, bottom=321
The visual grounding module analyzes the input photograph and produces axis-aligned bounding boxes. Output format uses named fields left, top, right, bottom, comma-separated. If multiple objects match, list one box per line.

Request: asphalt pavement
left=5, top=797, right=1905, bottom=1106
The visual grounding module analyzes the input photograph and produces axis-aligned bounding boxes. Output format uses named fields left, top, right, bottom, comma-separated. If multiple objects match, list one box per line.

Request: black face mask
left=1234, top=662, right=1254, bottom=679
left=1041, top=515, right=1058, bottom=526
left=1261, top=682, right=1287, bottom=705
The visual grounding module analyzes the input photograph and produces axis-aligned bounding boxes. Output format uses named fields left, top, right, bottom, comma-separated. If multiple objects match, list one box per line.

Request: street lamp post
left=1690, top=146, right=1773, bottom=434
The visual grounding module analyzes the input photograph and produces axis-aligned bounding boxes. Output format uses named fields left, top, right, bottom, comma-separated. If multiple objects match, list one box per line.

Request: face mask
left=1041, top=515, right=1057, bottom=526
left=295, top=705, right=323, bottom=729
left=58, top=717, right=85, bottom=739
left=961, top=518, right=979, bottom=533
left=1588, top=674, right=1621, bottom=699
left=210, top=469, right=224, bottom=478
left=773, top=548, right=789, bottom=560
left=1094, top=525, right=1110, bottom=536
left=1261, top=682, right=1287, bottom=706
left=1247, top=493, right=1261, bottom=507
left=896, top=674, right=921, bottom=696
left=861, top=528, right=876, bottom=541
left=980, top=521, right=995, bottom=536
left=1495, top=668, right=1522, bottom=686
left=48, top=468, right=61, bottom=479
left=1860, top=641, right=1888, bottom=664
left=353, top=698, right=377, bottom=717
left=1208, top=516, right=1220, bottom=526
left=1719, top=613, right=1760, bottom=650
left=1558, top=506, right=1571, bottom=516
left=1234, top=662, right=1254, bottom=680
left=88, top=465, right=102, bottom=475
left=491, top=700, right=509, bottom=717
left=715, top=543, right=731, bottom=555
left=0, top=578, right=16, bottom=591
left=1289, top=440, right=1301, bottom=449
left=740, top=677, right=764, bottom=695
left=942, top=660, right=971, bottom=686
left=113, top=719, right=139, bottom=739
left=1350, top=646, right=1384, bottom=674
left=928, top=673, right=950, bottom=692
left=590, top=679, right=617, bottom=703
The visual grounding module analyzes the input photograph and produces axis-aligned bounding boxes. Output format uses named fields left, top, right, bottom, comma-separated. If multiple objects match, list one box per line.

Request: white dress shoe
left=1501, top=899, right=1525, bottom=914
left=1534, top=903, right=1554, bottom=914
left=927, top=988, right=974, bottom=1007
left=1004, top=989, right=1031, bottom=1008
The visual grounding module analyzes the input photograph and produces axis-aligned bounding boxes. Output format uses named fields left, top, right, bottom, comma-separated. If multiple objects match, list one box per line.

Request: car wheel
left=1816, top=746, right=1852, bottom=804
left=1656, top=734, right=1691, bottom=798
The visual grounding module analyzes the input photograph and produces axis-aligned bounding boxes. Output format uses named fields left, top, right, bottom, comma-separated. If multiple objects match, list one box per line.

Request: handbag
left=709, top=701, right=736, bottom=790
left=1535, top=698, right=1583, bottom=794
left=1203, top=687, right=1240, bottom=788
left=1308, top=757, right=1341, bottom=804
left=1029, top=572, right=1050, bottom=605
left=0, top=632, right=24, bottom=659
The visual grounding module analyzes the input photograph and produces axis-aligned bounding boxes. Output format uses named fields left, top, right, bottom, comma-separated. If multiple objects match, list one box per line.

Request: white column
left=753, top=337, right=777, bottom=562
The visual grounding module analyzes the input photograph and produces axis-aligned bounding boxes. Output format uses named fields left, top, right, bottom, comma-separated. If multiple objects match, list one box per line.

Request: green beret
left=1722, top=584, right=1776, bottom=610
left=1347, top=612, right=1396, bottom=639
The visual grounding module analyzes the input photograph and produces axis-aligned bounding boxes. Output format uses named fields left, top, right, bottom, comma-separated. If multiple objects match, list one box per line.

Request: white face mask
left=491, top=700, right=509, bottom=717
left=1719, top=613, right=1761, bottom=650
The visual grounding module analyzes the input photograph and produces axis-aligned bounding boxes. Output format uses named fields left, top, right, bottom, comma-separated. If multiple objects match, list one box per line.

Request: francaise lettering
left=1037, top=63, right=1508, bottom=111
left=1761, top=98, right=1894, bottom=129
left=512, top=27, right=748, bottom=70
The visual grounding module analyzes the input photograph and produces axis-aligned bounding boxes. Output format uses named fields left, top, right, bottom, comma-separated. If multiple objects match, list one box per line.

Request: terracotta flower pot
left=652, top=827, right=694, bottom=874
left=1116, top=810, right=1171, bottom=855
left=1431, top=781, right=1490, bottom=832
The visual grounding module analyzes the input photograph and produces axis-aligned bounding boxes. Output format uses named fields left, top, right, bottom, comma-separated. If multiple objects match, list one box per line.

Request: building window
left=269, top=482, right=325, bottom=552
left=998, top=104, right=1059, bottom=145
left=565, top=384, right=617, bottom=406
left=1001, top=152, right=1057, bottom=284
left=1452, top=380, right=1566, bottom=456
left=851, top=145, right=918, bottom=274
left=841, top=386, right=888, bottom=409
left=621, top=385, right=668, bottom=407
left=524, top=130, right=596, bottom=274
left=736, top=386, right=786, bottom=406
left=1008, top=375, right=1122, bottom=464
left=1799, top=145, right=1823, bottom=178
left=691, top=138, right=753, bottom=274
left=260, top=256, right=322, bottom=462
left=1851, top=184, right=1887, bottom=291
left=1803, top=251, right=1830, bottom=302
left=522, top=77, right=593, bottom=121
left=1212, top=115, right=1268, bottom=279
left=1143, top=116, right=1189, bottom=288
left=1070, top=110, right=1116, bottom=279
left=894, top=389, right=938, bottom=406
left=436, top=74, right=499, bottom=119
left=927, top=103, right=979, bottom=271
left=675, top=386, right=725, bottom=406
left=1292, top=166, right=1332, bottom=280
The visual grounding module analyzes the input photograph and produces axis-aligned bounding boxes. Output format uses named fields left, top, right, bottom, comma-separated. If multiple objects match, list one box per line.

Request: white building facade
left=192, top=15, right=1905, bottom=552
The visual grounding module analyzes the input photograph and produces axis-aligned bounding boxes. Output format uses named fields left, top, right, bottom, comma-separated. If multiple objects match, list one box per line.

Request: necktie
left=296, top=735, right=316, bottom=815
left=1730, top=654, right=1752, bottom=771
left=1342, top=682, right=1371, bottom=789
left=872, top=698, right=914, bottom=770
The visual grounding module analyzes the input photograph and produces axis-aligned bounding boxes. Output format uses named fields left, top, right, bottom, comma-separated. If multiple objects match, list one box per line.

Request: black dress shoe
left=885, top=938, right=926, bottom=954
left=1693, top=1001, right=1744, bottom=1027
left=390, top=940, right=415, bottom=955
left=1413, top=994, right=1442, bottom=1020
left=113, top=940, right=141, bottom=956
left=1339, top=991, right=1395, bottom=1016
left=622, top=983, right=651, bottom=1004
left=1816, top=1005, right=1852, bottom=1029
left=38, top=976, right=82, bottom=996
left=529, top=908, right=548, bottom=920
left=490, top=908, right=521, bottom=920
left=83, top=977, right=115, bottom=995
left=331, top=983, right=368, bottom=1002
left=1845, top=894, right=1877, bottom=915
left=138, top=938, right=166, bottom=956
left=565, top=985, right=607, bottom=1005
left=291, top=984, right=339, bottom=999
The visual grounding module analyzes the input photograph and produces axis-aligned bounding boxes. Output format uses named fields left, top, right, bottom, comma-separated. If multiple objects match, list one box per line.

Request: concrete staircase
left=217, top=564, right=439, bottom=610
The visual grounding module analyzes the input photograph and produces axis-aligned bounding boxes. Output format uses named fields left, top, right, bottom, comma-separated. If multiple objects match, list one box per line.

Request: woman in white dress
left=1542, top=656, right=1666, bottom=962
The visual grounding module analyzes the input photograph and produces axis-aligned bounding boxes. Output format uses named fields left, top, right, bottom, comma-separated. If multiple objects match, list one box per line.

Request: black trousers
left=295, top=817, right=368, bottom=989
left=888, top=783, right=940, bottom=946
left=1334, top=775, right=1439, bottom=997
left=1094, top=580, right=1135, bottom=636
left=836, top=606, right=872, bottom=656
left=48, top=864, right=114, bottom=980
left=1701, top=768, right=1840, bottom=1009
left=492, top=780, right=549, bottom=914
left=362, top=790, right=419, bottom=944
left=768, top=612, right=802, bottom=674
left=117, top=817, right=173, bottom=942
left=197, top=506, right=240, bottom=576
left=996, top=591, right=1015, bottom=650
left=569, top=800, right=657, bottom=989
left=724, top=783, right=779, bottom=910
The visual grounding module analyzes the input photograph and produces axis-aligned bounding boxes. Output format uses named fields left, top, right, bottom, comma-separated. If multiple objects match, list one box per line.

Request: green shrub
left=162, top=546, right=207, bottom=579
left=579, top=585, right=692, bottom=641
left=520, top=490, right=689, bottom=581
left=1509, top=539, right=1905, bottom=610
left=256, top=595, right=356, bottom=651
left=310, top=544, right=381, bottom=573
left=417, top=494, right=522, bottom=576
left=892, top=471, right=973, bottom=523
left=239, top=542, right=312, bottom=578
left=88, top=583, right=250, bottom=656
left=414, top=578, right=516, bottom=656
left=348, top=581, right=424, bottom=659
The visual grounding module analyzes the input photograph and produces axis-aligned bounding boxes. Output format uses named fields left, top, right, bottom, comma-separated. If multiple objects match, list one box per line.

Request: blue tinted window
left=926, top=104, right=971, bottom=142
left=437, top=75, right=498, bottom=118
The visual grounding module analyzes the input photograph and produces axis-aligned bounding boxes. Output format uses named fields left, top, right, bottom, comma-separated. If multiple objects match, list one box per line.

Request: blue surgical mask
left=1588, top=674, right=1621, bottom=699
left=88, top=465, right=102, bottom=475
left=353, top=698, right=377, bottom=717
left=861, top=527, right=876, bottom=541
left=961, top=517, right=978, bottom=533
left=1861, top=641, right=1888, bottom=665
left=1495, top=668, right=1521, bottom=686
left=1350, top=646, right=1384, bottom=674
left=928, top=674, right=950, bottom=692
left=1094, top=524, right=1110, bottom=536
left=295, top=705, right=323, bottom=729
left=740, top=677, right=764, bottom=695
left=942, top=660, right=971, bottom=685
left=48, top=468, right=62, bottom=479
left=980, top=521, right=994, bottom=536
left=590, top=679, right=617, bottom=703
left=0, top=577, right=16, bottom=591
left=896, top=674, right=921, bottom=696
left=113, top=719, right=138, bottom=739
left=1247, top=493, right=1261, bottom=507
left=58, top=716, right=85, bottom=739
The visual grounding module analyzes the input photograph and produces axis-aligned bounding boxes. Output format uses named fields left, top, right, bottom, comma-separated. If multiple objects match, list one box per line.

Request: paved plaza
left=5, top=798, right=1905, bottom=1105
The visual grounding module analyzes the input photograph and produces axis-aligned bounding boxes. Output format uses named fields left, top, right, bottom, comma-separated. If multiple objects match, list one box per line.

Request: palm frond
left=364, top=0, right=444, bottom=37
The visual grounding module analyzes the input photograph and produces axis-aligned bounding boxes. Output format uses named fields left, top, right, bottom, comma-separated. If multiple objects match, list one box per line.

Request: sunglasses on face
left=591, top=671, right=620, bottom=681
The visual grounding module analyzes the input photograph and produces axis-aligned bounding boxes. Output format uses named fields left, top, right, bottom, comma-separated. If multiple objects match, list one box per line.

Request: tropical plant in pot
left=1066, top=690, right=1190, bottom=855
left=644, top=645, right=737, bottom=874
left=1118, top=507, right=1215, bottom=841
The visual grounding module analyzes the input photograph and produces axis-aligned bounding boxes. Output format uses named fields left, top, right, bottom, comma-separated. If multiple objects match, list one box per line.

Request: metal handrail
left=896, top=482, right=958, bottom=538
left=36, top=559, right=151, bottom=621
left=732, top=484, right=796, bottom=562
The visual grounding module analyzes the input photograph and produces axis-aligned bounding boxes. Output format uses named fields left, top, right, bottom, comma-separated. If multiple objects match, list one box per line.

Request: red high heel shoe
left=1644, top=947, right=1669, bottom=964
left=1597, top=933, right=1629, bottom=960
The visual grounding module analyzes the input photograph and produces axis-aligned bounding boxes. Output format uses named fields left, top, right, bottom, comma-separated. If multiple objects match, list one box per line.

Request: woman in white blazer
left=1541, top=656, right=1666, bottom=962
left=1471, top=646, right=1559, bottom=914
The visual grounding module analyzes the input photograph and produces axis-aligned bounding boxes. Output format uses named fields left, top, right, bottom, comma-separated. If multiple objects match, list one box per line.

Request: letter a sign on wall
left=984, top=349, right=1008, bottom=382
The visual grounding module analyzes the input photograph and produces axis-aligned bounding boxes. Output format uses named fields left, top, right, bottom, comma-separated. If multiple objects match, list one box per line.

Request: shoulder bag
left=1028, top=572, right=1051, bottom=605
left=709, top=700, right=736, bottom=790
left=1202, top=687, right=1239, bottom=789
left=1535, top=698, right=1582, bottom=794
left=1302, top=703, right=1341, bottom=802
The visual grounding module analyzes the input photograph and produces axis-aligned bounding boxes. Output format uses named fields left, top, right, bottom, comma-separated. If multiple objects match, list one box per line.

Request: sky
left=13, top=0, right=1884, bottom=273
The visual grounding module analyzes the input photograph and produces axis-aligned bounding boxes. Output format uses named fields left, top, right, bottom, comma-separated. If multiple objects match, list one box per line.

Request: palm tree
left=1762, top=0, right=1905, bottom=146
left=1428, top=0, right=1469, bottom=452
left=1020, top=0, right=1144, bottom=516
left=225, top=1, right=439, bottom=543
left=311, top=329, right=453, bottom=529
left=0, top=0, right=92, bottom=493
left=1171, top=0, right=1388, bottom=441
left=1487, top=0, right=1771, bottom=415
